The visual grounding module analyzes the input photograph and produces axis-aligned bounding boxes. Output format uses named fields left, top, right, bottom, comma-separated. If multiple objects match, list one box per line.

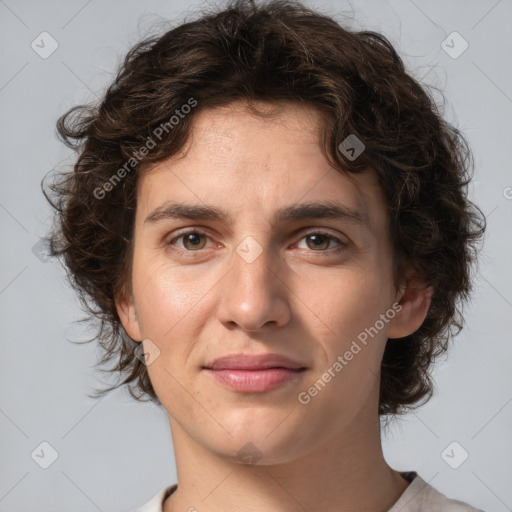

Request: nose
left=216, top=241, right=291, bottom=332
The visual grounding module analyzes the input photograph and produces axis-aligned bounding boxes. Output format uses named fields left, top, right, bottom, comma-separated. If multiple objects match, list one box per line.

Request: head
left=45, top=0, right=485, bottom=461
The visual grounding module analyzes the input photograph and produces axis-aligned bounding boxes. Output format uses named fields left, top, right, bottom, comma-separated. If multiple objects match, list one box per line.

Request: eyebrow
left=144, top=200, right=371, bottom=230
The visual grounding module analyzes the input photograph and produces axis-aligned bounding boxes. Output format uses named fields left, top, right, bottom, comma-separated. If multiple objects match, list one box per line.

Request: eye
left=296, top=231, right=345, bottom=252
left=170, top=230, right=212, bottom=251
left=168, top=229, right=346, bottom=254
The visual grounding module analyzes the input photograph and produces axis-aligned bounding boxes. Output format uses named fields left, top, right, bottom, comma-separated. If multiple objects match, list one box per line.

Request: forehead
left=142, top=100, right=330, bottom=182
left=136, top=101, right=386, bottom=232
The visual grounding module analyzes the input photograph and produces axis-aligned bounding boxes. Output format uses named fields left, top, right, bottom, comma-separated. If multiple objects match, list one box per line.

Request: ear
left=115, top=289, right=143, bottom=342
left=387, top=275, right=433, bottom=339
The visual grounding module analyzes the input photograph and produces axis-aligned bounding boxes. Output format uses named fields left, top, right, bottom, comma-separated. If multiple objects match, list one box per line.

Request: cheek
left=298, top=272, right=391, bottom=406
left=300, top=266, right=391, bottom=338
left=132, top=257, right=213, bottom=336
left=131, top=259, right=218, bottom=389
left=302, top=271, right=393, bottom=397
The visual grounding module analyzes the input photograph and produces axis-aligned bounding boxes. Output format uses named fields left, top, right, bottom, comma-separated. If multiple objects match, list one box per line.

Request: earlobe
left=115, top=291, right=143, bottom=342
left=387, top=277, right=433, bottom=339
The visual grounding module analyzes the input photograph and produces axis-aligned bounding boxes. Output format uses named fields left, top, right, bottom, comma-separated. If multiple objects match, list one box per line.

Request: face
left=117, top=101, right=429, bottom=465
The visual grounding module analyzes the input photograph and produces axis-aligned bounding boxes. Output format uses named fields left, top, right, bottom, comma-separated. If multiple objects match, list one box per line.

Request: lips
left=203, top=353, right=306, bottom=371
left=202, top=353, right=307, bottom=393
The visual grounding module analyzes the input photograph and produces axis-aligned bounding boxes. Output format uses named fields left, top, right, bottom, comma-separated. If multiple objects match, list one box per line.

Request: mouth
left=203, top=352, right=306, bottom=371
left=202, top=353, right=307, bottom=393
left=202, top=367, right=307, bottom=393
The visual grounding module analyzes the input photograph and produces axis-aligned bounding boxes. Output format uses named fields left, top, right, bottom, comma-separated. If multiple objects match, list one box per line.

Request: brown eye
left=298, top=231, right=343, bottom=252
left=171, top=231, right=210, bottom=251
left=305, top=233, right=331, bottom=251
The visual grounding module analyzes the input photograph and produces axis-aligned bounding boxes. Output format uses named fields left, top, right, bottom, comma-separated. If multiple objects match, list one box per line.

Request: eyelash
left=168, top=229, right=347, bottom=256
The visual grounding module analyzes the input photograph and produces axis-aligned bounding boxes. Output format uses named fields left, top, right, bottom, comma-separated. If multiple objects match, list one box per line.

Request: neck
left=163, top=406, right=409, bottom=512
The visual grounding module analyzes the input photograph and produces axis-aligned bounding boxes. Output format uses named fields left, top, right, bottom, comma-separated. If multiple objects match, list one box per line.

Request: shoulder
left=389, top=473, right=485, bottom=512
left=133, top=484, right=177, bottom=512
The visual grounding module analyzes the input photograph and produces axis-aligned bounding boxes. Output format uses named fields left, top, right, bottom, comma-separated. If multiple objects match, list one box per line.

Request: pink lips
left=202, top=353, right=307, bottom=393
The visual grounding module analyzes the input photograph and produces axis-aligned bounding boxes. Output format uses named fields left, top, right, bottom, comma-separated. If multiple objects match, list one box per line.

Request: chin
left=206, top=417, right=312, bottom=466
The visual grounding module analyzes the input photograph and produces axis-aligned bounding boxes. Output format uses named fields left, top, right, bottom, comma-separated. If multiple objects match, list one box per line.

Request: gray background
left=1, top=0, right=511, bottom=511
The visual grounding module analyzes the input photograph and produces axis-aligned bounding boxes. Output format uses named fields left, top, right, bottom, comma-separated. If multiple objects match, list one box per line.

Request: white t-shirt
left=134, top=472, right=485, bottom=511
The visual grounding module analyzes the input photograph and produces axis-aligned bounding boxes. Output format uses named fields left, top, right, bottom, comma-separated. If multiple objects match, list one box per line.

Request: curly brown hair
left=43, top=0, right=485, bottom=415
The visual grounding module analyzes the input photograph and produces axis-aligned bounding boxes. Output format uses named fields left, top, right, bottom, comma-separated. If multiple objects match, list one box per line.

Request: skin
left=116, top=100, right=432, bottom=512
